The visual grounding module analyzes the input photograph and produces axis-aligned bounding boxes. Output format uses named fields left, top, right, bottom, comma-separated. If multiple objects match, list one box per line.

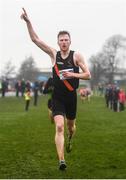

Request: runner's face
left=58, top=34, right=71, bottom=52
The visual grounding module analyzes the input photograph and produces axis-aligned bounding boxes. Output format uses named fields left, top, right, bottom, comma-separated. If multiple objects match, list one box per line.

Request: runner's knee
left=57, top=124, right=64, bottom=133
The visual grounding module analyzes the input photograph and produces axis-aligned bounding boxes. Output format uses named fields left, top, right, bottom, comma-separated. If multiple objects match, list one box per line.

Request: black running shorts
left=52, top=90, right=77, bottom=120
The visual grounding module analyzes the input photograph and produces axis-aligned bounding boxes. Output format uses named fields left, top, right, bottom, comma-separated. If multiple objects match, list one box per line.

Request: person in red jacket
left=118, top=89, right=126, bottom=111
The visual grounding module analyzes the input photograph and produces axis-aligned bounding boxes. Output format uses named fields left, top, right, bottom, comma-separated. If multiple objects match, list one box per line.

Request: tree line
left=1, top=56, right=40, bottom=82
left=1, top=34, right=126, bottom=85
left=89, top=34, right=126, bottom=88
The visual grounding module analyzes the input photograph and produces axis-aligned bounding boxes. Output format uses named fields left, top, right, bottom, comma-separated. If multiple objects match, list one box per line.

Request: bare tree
left=90, top=53, right=107, bottom=88
left=1, top=60, right=16, bottom=79
left=102, top=34, right=126, bottom=82
left=17, top=56, right=39, bottom=81
left=90, top=34, right=126, bottom=87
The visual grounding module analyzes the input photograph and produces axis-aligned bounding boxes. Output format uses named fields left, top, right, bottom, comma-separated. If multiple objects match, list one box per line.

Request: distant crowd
left=14, top=79, right=44, bottom=98
left=0, top=79, right=45, bottom=98
left=104, top=84, right=126, bottom=112
left=0, top=79, right=126, bottom=112
left=78, top=83, right=126, bottom=112
left=0, top=78, right=47, bottom=111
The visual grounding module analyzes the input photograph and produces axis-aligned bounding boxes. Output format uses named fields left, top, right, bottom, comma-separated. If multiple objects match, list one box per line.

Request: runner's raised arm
left=21, top=8, right=56, bottom=64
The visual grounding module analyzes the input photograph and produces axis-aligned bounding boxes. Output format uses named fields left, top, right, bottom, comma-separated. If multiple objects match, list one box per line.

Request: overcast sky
left=0, top=0, right=126, bottom=74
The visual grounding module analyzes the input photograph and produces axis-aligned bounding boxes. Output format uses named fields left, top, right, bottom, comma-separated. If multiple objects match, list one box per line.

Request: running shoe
left=59, top=160, right=67, bottom=170
left=66, top=137, right=72, bottom=153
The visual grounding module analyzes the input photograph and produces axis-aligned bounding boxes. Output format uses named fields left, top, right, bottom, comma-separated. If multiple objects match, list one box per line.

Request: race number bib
left=59, top=68, right=74, bottom=80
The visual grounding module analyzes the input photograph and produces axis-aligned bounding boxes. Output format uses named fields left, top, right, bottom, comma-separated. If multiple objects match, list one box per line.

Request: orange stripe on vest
left=54, top=64, right=74, bottom=91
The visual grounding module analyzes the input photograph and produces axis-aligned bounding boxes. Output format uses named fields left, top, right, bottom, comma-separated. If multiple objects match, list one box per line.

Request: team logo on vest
left=67, top=59, right=73, bottom=67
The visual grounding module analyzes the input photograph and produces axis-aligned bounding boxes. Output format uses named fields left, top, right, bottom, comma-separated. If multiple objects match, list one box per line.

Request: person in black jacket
left=33, top=81, right=39, bottom=106
left=1, top=79, right=8, bottom=97
left=43, top=77, right=54, bottom=122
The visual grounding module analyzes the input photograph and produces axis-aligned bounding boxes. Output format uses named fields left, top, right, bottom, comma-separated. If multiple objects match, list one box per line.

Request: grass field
left=0, top=95, right=126, bottom=179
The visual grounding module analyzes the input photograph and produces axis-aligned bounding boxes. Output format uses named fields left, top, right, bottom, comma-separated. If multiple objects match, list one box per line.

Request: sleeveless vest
left=52, top=50, right=79, bottom=93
